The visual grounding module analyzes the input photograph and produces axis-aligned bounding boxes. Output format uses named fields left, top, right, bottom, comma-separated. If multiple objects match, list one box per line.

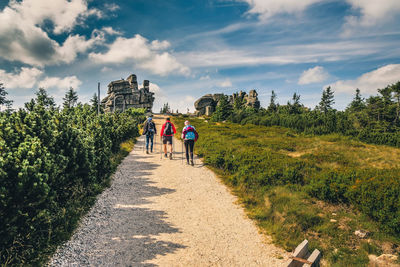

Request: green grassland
left=173, top=116, right=400, bottom=266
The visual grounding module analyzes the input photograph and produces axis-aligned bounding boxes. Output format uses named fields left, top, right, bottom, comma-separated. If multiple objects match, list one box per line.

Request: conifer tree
left=318, top=86, right=335, bottom=113
left=0, top=82, right=13, bottom=111
left=288, top=92, right=302, bottom=114
left=90, top=93, right=101, bottom=113
left=63, top=87, right=78, bottom=109
left=211, top=95, right=232, bottom=121
left=348, top=88, right=365, bottom=112
left=36, top=88, right=56, bottom=108
left=392, top=81, right=400, bottom=123
left=267, top=90, right=277, bottom=112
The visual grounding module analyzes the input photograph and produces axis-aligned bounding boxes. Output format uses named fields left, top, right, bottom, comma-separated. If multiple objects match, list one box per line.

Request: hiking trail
left=49, top=115, right=289, bottom=266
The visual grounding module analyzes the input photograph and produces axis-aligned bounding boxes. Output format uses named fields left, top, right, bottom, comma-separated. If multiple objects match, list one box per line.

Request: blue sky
left=1, top=0, right=400, bottom=112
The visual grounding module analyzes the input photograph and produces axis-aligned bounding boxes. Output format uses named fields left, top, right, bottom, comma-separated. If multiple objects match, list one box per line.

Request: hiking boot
left=164, top=154, right=167, bottom=158
left=190, top=160, right=194, bottom=166
left=169, top=153, right=173, bottom=160
left=146, top=150, right=149, bottom=154
left=186, top=161, right=189, bottom=165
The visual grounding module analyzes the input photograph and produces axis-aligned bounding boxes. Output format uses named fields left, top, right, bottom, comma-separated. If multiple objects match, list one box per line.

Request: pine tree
left=267, top=90, right=277, bottom=113
left=63, top=87, right=78, bottom=109
left=392, top=81, right=400, bottom=124
left=36, top=88, right=55, bottom=108
left=318, top=86, right=335, bottom=114
left=161, top=103, right=171, bottom=113
left=211, top=95, right=232, bottom=121
left=90, top=93, right=100, bottom=113
left=288, top=92, right=302, bottom=114
left=0, top=82, right=13, bottom=111
left=348, top=88, right=365, bottom=112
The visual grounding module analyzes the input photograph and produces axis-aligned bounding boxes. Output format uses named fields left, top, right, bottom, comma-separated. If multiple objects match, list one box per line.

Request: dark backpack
left=164, top=122, right=172, bottom=135
left=148, top=122, right=155, bottom=133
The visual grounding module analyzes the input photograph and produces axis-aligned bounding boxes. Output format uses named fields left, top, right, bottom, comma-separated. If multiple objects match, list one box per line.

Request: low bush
left=0, top=103, right=145, bottom=265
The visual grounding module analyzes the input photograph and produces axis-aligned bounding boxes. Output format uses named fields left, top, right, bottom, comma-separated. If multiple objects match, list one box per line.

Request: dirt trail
left=49, top=115, right=289, bottom=266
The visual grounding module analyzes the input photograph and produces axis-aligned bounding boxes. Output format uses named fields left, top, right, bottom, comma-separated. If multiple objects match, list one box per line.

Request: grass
left=173, top=116, right=400, bottom=266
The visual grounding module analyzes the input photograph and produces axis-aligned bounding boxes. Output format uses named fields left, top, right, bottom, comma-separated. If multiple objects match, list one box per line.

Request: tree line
left=211, top=82, right=400, bottom=147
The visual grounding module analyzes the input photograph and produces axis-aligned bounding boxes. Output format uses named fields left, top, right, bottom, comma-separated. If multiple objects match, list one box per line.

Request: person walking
left=181, top=120, right=198, bottom=166
left=143, top=117, right=157, bottom=154
left=160, top=117, right=176, bottom=159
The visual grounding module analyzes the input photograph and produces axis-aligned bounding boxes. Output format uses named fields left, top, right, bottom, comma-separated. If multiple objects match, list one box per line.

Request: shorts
left=162, top=135, right=173, bottom=144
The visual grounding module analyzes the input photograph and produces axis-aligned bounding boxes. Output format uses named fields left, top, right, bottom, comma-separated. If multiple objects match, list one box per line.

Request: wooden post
left=288, top=240, right=321, bottom=267
left=97, top=82, right=100, bottom=115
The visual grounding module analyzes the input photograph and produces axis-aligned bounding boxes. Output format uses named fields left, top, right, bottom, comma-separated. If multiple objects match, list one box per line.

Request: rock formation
left=194, top=90, right=260, bottom=116
left=101, top=74, right=155, bottom=112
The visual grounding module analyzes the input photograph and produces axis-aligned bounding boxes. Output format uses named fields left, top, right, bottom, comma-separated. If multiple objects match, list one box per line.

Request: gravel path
left=49, top=115, right=289, bottom=266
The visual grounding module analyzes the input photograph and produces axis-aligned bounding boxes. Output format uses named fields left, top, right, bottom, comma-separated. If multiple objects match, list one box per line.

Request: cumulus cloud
left=298, top=66, right=330, bottom=85
left=150, top=40, right=171, bottom=50
left=0, top=0, right=103, bottom=66
left=346, top=0, right=400, bottom=27
left=105, top=3, right=120, bottom=12
left=8, top=0, right=98, bottom=34
left=218, top=78, right=233, bottom=87
left=0, top=66, right=82, bottom=94
left=38, top=76, right=82, bottom=91
left=0, top=67, right=43, bottom=89
left=89, top=35, right=189, bottom=76
left=237, top=0, right=323, bottom=20
left=101, top=26, right=122, bottom=36
left=328, top=64, right=400, bottom=94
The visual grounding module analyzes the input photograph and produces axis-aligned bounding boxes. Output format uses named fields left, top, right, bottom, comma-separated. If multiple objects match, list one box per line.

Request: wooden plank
left=287, top=239, right=309, bottom=267
left=304, top=249, right=321, bottom=267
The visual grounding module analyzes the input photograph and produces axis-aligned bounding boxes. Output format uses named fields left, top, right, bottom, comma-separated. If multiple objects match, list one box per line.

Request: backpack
left=164, top=122, right=172, bottom=135
left=185, top=126, right=196, bottom=140
left=148, top=122, right=155, bottom=133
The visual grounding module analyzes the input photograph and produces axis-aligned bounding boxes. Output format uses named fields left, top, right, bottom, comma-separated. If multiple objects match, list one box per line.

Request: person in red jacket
left=160, top=117, right=176, bottom=159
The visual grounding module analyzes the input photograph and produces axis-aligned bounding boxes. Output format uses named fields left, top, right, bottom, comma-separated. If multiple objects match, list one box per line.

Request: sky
left=1, top=0, right=400, bottom=112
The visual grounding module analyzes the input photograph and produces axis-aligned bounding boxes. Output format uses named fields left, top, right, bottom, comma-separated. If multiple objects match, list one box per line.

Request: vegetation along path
left=49, top=115, right=288, bottom=266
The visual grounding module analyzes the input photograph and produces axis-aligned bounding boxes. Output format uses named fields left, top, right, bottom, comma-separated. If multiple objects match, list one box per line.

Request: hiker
left=143, top=116, right=157, bottom=154
left=160, top=117, right=176, bottom=159
left=181, top=120, right=198, bottom=166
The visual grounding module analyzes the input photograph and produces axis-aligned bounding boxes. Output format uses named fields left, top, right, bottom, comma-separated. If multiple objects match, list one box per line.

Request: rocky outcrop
left=194, top=90, right=260, bottom=116
left=101, top=74, right=155, bottom=112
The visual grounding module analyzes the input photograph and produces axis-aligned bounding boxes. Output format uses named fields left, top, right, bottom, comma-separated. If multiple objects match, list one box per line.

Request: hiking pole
left=181, top=141, right=183, bottom=164
left=160, top=138, right=162, bottom=160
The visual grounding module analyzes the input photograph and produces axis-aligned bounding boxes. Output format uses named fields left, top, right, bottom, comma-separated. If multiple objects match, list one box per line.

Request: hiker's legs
left=145, top=134, right=150, bottom=151
left=162, top=136, right=167, bottom=155
left=189, top=140, right=194, bottom=160
left=149, top=133, right=154, bottom=152
left=184, top=140, right=190, bottom=162
left=163, top=143, right=167, bottom=154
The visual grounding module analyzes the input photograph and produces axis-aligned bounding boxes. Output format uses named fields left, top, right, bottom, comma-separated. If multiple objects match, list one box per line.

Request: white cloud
left=0, top=67, right=43, bottom=88
left=328, top=64, right=400, bottom=94
left=0, top=66, right=81, bottom=94
left=8, top=0, right=96, bottom=34
left=218, top=78, right=233, bottom=87
left=0, top=0, right=102, bottom=66
left=298, top=66, right=329, bottom=85
left=38, top=76, right=82, bottom=91
left=101, top=26, right=122, bottom=36
left=89, top=35, right=189, bottom=76
left=238, top=0, right=323, bottom=20
left=141, top=53, right=190, bottom=76
left=199, top=75, right=211, bottom=80
left=343, top=0, right=400, bottom=35
left=105, top=3, right=120, bottom=12
left=176, top=41, right=382, bottom=68
left=150, top=40, right=171, bottom=50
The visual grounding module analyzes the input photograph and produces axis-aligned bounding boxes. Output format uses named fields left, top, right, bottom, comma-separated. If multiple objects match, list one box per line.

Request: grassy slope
left=173, top=116, right=400, bottom=266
